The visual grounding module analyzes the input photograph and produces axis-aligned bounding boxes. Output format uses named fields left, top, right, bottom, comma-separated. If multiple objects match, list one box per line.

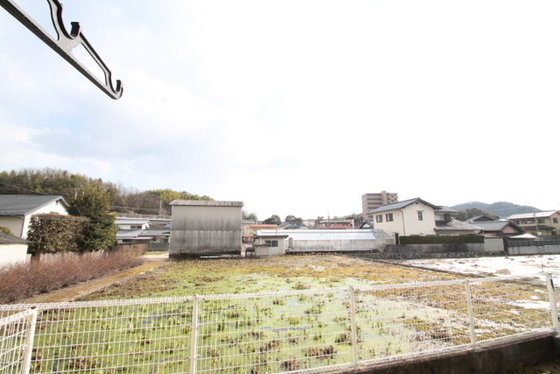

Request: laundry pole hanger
left=1, top=0, right=123, bottom=99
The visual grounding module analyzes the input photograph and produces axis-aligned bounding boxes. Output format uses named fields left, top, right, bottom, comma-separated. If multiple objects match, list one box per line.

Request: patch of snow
left=405, top=255, right=560, bottom=282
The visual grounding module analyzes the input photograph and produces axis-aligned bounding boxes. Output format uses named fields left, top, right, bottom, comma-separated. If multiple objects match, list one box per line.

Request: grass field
left=80, top=255, right=460, bottom=301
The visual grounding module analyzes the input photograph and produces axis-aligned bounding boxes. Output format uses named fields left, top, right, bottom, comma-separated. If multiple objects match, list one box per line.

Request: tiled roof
left=0, top=195, right=67, bottom=216
left=369, top=198, right=438, bottom=214
left=0, top=231, right=28, bottom=245
left=434, top=219, right=481, bottom=232
left=170, top=200, right=243, bottom=207
left=470, top=221, right=520, bottom=232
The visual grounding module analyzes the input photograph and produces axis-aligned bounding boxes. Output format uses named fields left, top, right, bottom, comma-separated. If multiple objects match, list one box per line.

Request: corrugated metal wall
left=170, top=205, right=242, bottom=256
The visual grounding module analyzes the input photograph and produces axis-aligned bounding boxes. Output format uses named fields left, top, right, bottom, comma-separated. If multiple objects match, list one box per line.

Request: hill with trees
left=0, top=168, right=212, bottom=216
left=451, top=201, right=541, bottom=219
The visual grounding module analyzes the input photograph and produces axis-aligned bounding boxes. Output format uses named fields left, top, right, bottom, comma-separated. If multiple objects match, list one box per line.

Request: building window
left=418, top=211, right=423, bottom=221
left=554, top=218, right=559, bottom=224
left=386, top=213, right=394, bottom=222
left=376, top=215, right=383, bottom=223
left=538, top=218, right=545, bottom=224
left=265, top=240, right=278, bottom=247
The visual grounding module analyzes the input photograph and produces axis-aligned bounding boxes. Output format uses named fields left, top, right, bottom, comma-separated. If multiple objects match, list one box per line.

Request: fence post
left=190, top=296, right=200, bottom=374
left=21, top=308, right=38, bottom=374
left=348, top=287, right=359, bottom=367
left=545, top=274, right=560, bottom=334
left=464, top=280, right=476, bottom=347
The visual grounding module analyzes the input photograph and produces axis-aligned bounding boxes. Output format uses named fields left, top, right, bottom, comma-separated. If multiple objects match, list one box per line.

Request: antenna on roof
left=1, top=0, right=123, bottom=99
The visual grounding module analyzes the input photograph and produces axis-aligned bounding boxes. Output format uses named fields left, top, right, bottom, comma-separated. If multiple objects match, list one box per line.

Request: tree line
left=0, top=168, right=213, bottom=256
left=0, top=168, right=212, bottom=215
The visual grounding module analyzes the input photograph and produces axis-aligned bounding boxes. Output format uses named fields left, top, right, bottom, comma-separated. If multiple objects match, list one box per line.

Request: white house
left=0, top=195, right=69, bottom=238
left=0, top=231, right=29, bottom=267
left=369, top=198, right=440, bottom=242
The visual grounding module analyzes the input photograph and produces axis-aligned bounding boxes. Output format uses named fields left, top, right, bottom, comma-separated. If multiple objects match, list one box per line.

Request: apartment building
left=362, top=191, right=398, bottom=221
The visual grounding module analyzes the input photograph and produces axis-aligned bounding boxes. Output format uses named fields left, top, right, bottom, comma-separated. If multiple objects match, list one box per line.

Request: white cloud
left=1, top=0, right=559, bottom=219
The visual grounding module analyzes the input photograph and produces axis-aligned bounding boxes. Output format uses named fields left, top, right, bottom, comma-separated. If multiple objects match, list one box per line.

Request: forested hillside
left=451, top=201, right=540, bottom=218
left=0, top=168, right=212, bottom=215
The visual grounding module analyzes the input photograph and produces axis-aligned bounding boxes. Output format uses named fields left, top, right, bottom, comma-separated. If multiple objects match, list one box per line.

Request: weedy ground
left=79, top=255, right=460, bottom=301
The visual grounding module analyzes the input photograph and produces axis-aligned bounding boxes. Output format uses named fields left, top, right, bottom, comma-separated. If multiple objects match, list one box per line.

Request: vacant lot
left=80, top=255, right=461, bottom=301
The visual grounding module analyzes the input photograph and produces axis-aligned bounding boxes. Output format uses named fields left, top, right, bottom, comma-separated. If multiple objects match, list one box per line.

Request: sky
left=1, top=0, right=559, bottom=220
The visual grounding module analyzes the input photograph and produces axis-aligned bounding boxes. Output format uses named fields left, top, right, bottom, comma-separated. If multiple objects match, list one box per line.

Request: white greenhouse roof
left=255, top=229, right=392, bottom=241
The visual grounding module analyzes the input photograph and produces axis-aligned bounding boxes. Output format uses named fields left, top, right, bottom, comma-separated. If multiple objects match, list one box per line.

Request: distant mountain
left=450, top=201, right=541, bottom=218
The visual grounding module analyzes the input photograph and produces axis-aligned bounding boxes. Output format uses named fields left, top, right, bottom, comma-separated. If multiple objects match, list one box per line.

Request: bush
left=0, top=250, right=144, bottom=304
left=399, top=235, right=485, bottom=245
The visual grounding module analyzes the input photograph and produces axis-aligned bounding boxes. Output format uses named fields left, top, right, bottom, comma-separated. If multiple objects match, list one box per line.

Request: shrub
left=399, top=235, right=485, bottom=245
left=0, top=250, right=144, bottom=304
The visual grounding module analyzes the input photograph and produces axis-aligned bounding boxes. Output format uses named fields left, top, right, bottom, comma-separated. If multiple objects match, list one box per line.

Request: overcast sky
left=1, top=0, right=559, bottom=220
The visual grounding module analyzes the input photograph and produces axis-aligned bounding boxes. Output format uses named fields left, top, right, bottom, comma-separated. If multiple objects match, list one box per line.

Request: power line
left=0, top=181, right=49, bottom=195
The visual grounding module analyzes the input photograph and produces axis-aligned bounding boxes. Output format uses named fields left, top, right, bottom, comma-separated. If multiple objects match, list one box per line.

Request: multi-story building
left=361, top=191, right=398, bottom=221
left=507, top=211, right=560, bottom=238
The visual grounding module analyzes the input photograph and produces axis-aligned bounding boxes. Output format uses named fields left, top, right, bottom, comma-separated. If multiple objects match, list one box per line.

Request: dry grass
left=0, top=250, right=144, bottom=304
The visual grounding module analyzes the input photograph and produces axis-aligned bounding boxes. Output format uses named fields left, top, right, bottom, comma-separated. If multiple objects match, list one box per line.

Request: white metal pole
left=545, top=274, right=560, bottom=333
left=348, top=287, right=359, bottom=367
left=464, top=280, right=476, bottom=347
left=190, top=296, right=200, bottom=374
left=21, top=308, right=38, bottom=374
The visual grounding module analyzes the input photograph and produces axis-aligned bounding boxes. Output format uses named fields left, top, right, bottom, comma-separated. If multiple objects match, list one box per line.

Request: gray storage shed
left=169, top=200, right=243, bottom=258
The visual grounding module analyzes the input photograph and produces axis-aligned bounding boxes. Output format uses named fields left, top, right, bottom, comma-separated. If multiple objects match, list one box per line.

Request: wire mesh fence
left=0, top=309, right=37, bottom=374
left=0, top=275, right=556, bottom=374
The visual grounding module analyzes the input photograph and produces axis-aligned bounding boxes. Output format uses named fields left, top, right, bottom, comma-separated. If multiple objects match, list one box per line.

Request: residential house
left=434, top=219, right=482, bottom=236
left=465, top=217, right=525, bottom=238
left=0, top=231, right=29, bottom=267
left=0, top=195, right=69, bottom=238
left=434, top=207, right=482, bottom=236
left=317, top=219, right=355, bottom=229
left=242, top=223, right=278, bottom=243
left=507, top=211, right=560, bottom=238
left=369, top=198, right=439, bottom=242
left=115, top=218, right=150, bottom=230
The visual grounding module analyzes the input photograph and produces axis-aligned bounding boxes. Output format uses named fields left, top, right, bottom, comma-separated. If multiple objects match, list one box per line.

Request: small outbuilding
left=0, top=231, right=29, bottom=267
left=169, top=200, right=243, bottom=258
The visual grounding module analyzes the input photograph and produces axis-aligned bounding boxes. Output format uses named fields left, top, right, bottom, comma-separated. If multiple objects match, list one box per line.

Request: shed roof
left=369, top=198, right=439, bottom=214
left=0, top=231, right=28, bottom=244
left=0, top=194, right=68, bottom=216
left=170, top=200, right=243, bottom=207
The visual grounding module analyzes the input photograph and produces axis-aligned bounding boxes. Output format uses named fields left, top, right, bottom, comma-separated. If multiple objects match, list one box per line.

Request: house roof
left=466, top=215, right=497, bottom=223
left=0, top=194, right=68, bottom=217
left=470, top=220, right=524, bottom=233
left=115, top=218, right=150, bottom=225
left=369, top=198, right=439, bottom=214
left=434, top=219, right=482, bottom=232
left=0, top=231, right=28, bottom=245
left=170, top=200, right=243, bottom=207
left=436, top=206, right=458, bottom=213
left=508, top=211, right=559, bottom=220
left=319, top=224, right=352, bottom=230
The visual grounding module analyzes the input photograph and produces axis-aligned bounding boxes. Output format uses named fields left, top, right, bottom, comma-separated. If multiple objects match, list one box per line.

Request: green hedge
left=399, top=235, right=485, bottom=245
